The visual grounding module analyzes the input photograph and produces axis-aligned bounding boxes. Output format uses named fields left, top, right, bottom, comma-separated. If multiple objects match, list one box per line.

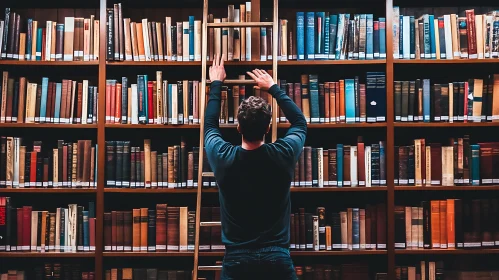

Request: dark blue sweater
left=204, top=81, right=307, bottom=250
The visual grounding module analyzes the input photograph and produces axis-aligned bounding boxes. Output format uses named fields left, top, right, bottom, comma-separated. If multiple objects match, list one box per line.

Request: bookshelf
left=1, top=0, right=498, bottom=279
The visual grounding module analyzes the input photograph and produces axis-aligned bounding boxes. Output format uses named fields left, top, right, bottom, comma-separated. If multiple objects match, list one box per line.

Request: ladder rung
left=207, top=22, right=273, bottom=28
left=198, top=265, right=223, bottom=271
left=200, top=221, right=221, bottom=227
left=207, top=79, right=256, bottom=84
left=202, top=172, right=214, bottom=177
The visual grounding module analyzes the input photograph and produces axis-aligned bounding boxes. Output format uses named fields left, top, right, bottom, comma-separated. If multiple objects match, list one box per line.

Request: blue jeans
left=221, top=246, right=297, bottom=280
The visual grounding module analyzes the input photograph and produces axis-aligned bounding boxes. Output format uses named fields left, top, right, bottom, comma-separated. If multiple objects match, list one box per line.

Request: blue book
left=345, top=79, right=356, bottom=123
left=296, top=12, right=305, bottom=60
left=329, top=15, right=338, bottom=59
left=260, top=27, right=267, bottom=61
left=26, top=19, right=33, bottom=60
left=60, top=210, right=65, bottom=251
left=336, top=145, right=343, bottom=187
left=54, top=83, right=62, bottom=123
left=189, top=16, right=195, bottom=61
left=40, top=78, right=49, bottom=122
left=379, top=141, right=386, bottom=185
left=423, top=15, right=431, bottom=58
left=399, top=16, right=403, bottom=59
left=423, top=79, right=430, bottom=122
left=305, top=12, right=315, bottom=60
left=56, top=24, right=64, bottom=60
left=309, top=74, right=320, bottom=123
left=36, top=28, right=43, bottom=60
left=366, top=14, right=374, bottom=60
left=352, top=208, right=360, bottom=250
left=83, top=211, right=89, bottom=249
left=379, top=18, right=386, bottom=58
left=324, top=16, right=330, bottom=59
left=143, top=75, right=148, bottom=123
left=137, top=75, right=147, bottom=123
left=429, top=15, right=436, bottom=58
left=470, top=145, right=480, bottom=185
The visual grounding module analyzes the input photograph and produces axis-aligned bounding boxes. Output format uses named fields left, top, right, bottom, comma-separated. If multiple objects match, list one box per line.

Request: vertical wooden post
left=271, top=0, right=278, bottom=142
left=385, top=0, right=395, bottom=279
left=96, top=0, right=107, bottom=279
left=251, top=0, right=261, bottom=61
left=193, top=0, right=209, bottom=279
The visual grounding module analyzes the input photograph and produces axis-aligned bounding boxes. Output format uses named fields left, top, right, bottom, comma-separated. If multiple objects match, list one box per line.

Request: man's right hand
left=247, top=69, right=275, bottom=91
left=209, top=54, right=226, bottom=82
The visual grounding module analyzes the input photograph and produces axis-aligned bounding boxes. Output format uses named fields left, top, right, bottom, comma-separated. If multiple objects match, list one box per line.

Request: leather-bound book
left=104, top=213, right=111, bottom=251
left=166, top=207, right=179, bottom=251
left=116, top=211, right=124, bottom=251
left=147, top=209, right=156, bottom=252
left=111, top=211, right=117, bottom=251
left=155, top=204, right=167, bottom=252
left=123, top=211, right=132, bottom=251
left=132, top=209, right=140, bottom=251
left=140, top=208, right=148, bottom=251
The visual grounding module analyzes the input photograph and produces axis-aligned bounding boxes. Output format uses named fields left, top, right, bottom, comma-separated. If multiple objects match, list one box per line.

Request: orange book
left=339, top=80, right=345, bottom=123
left=140, top=208, right=148, bottom=251
left=136, top=23, right=146, bottom=61
left=110, top=82, right=116, bottom=124
left=132, top=209, right=140, bottom=251
left=439, top=200, right=447, bottom=248
left=115, top=83, right=122, bottom=123
left=329, top=82, right=336, bottom=123
left=105, top=81, right=112, bottom=123
left=446, top=199, right=455, bottom=248
left=430, top=200, right=441, bottom=248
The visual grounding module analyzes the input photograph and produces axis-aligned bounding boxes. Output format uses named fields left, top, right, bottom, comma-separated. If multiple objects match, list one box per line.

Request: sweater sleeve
left=268, top=84, right=307, bottom=163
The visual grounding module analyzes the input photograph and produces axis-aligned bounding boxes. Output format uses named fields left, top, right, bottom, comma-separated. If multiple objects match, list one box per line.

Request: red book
left=110, top=82, right=116, bottom=124
left=105, top=82, right=111, bottom=123
left=22, top=206, right=31, bottom=250
left=147, top=81, right=154, bottom=124
left=357, top=142, right=365, bottom=186
left=89, top=217, right=95, bottom=251
left=16, top=208, right=23, bottom=250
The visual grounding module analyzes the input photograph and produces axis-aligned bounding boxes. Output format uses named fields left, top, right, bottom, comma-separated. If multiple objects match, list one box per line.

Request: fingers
left=220, top=54, right=224, bottom=67
left=252, top=69, right=262, bottom=78
left=213, top=54, right=219, bottom=67
left=246, top=71, right=258, bottom=81
left=253, top=69, right=264, bottom=77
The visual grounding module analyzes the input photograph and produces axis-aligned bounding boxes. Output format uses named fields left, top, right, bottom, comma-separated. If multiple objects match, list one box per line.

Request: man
left=204, top=55, right=307, bottom=280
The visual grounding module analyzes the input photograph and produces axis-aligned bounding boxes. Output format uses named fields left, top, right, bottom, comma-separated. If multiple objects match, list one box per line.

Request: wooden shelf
left=0, top=188, right=97, bottom=193
left=0, top=123, right=97, bottom=128
left=395, top=186, right=499, bottom=191
left=103, top=252, right=193, bottom=257
left=394, top=59, right=499, bottom=64
left=395, top=249, right=499, bottom=255
left=290, top=187, right=387, bottom=192
left=394, top=122, right=499, bottom=127
left=105, top=188, right=198, bottom=193
left=278, top=60, right=386, bottom=65
left=278, top=123, right=386, bottom=128
left=105, top=124, right=200, bottom=129
left=106, top=61, right=273, bottom=66
left=0, top=252, right=95, bottom=258
left=0, top=61, right=99, bottom=66
left=199, top=251, right=387, bottom=257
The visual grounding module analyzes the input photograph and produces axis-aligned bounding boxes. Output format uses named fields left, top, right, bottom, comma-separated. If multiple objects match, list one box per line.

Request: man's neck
left=241, top=138, right=264, bottom=150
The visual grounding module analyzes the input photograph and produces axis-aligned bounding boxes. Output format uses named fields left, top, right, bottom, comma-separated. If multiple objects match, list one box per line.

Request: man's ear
left=237, top=124, right=241, bottom=134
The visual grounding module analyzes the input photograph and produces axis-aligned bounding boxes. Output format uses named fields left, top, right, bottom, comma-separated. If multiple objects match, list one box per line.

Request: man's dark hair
left=237, top=96, right=272, bottom=142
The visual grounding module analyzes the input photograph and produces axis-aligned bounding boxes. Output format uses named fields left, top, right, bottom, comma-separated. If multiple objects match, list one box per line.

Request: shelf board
left=0, top=123, right=97, bottom=128
left=199, top=250, right=386, bottom=257
left=290, top=187, right=387, bottom=192
left=394, top=122, right=499, bottom=127
left=395, top=249, right=499, bottom=255
left=0, top=61, right=99, bottom=66
left=103, top=252, right=193, bottom=257
left=278, top=60, right=386, bottom=65
left=106, top=61, right=273, bottom=66
left=105, top=188, right=198, bottom=193
left=0, top=252, right=95, bottom=258
left=278, top=123, right=386, bottom=128
left=395, top=186, right=499, bottom=191
left=394, top=59, right=499, bottom=64
left=105, top=124, right=200, bottom=129
left=0, top=188, right=97, bottom=193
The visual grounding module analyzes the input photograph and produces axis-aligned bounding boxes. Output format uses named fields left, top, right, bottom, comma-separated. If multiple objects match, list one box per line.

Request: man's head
left=236, top=96, right=272, bottom=142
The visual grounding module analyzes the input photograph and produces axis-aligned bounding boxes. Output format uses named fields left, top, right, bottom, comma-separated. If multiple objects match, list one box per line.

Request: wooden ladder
left=192, top=0, right=279, bottom=278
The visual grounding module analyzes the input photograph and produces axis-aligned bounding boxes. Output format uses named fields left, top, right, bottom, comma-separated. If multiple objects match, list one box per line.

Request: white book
left=131, top=84, right=138, bottom=124
left=350, top=146, right=358, bottom=187
left=194, top=20, right=202, bottom=61
left=443, top=15, right=453, bottom=59
left=68, top=204, right=78, bottom=252
left=81, top=80, right=88, bottom=124
left=171, top=84, right=178, bottom=124
left=0, top=21, right=4, bottom=59
left=317, top=148, right=323, bottom=187
left=392, top=7, right=400, bottom=59
left=475, top=15, right=484, bottom=59
left=403, top=16, right=410, bottom=59
left=165, top=17, right=172, bottom=61
left=365, top=146, right=371, bottom=187
left=13, top=137, right=20, bottom=187
left=142, top=19, right=151, bottom=61
left=183, top=21, right=189, bottom=61
left=162, top=81, right=169, bottom=124
left=64, top=208, right=69, bottom=251
left=245, top=2, right=251, bottom=61
left=45, top=21, right=52, bottom=61
left=64, top=17, right=75, bottom=61
left=55, top=208, right=61, bottom=251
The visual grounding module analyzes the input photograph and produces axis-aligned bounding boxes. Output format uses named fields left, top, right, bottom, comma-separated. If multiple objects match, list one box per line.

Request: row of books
left=394, top=199, right=499, bottom=250
left=277, top=73, right=386, bottom=124
left=290, top=204, right=387, bottom=251
left=0, top=9, right=99, bottom=61
left=396, top=262, right=499, bottom=280
left=2, top=264, right=94, bottom=280
left=105, top=140, right=196, bottom=189
left=393, top=7, right=499, bottom=60
left=295, top=264, right=377, bottom=280
left=105, top=268, right=192, bottom=280
left=394, top=136, right=497, bottom=187
left=0, top=138, right=97, bottom=189
left=104, top=205, right=195, bottom=252
left=294, top=142, right=386, bottom=188
left=0, top=198, right=95, bottom=252
left=1, top=73, right=98, bottom=124
left=394, top=76, right=498, bottom=123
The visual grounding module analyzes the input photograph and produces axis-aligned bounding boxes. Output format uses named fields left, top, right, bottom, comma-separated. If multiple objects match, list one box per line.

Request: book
left=290, top=204, right=387, bottom=251
left=395, top=135, right=499, bottom=187
left=397, top=261, right=499, bottom=279
left=277, top=73, right=386, bottom=124
left=392, top=8, right=499, bottom=60
left=103, top=205, right=195, bottom=252
left=394, top=76, right=498, bottom=123
left=0, top=197, right=95, bottom=252
left=294, top=264, right=373, bottom=279
left=0, top=8, right=99, bottom=61
left=0, top=137, right=97, bottom=189
left=292, top=141, right=387, bottom=188
left=0, top=72, right=98, bottom=124
left=1, top=264, right=94, bottom=280
left=394, top=199, right=499, bottom=250
left=105, top=268, right=192, bottom=280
